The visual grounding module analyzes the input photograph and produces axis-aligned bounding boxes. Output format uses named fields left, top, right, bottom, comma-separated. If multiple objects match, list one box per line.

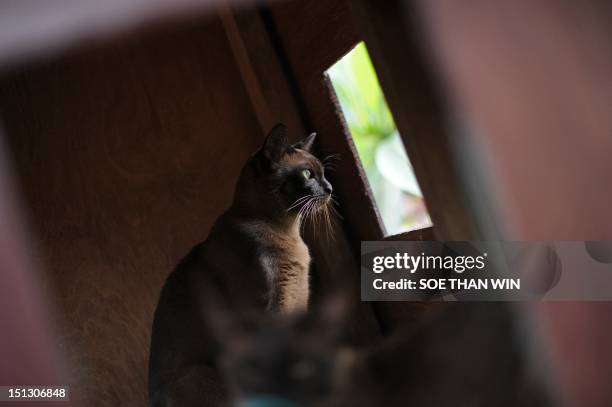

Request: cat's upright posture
left=148, top=123, right=334, bottom=406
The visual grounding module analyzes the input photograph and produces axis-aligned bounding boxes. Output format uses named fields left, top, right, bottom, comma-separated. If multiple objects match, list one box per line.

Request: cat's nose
left=323, top=180, right=333, bottom=195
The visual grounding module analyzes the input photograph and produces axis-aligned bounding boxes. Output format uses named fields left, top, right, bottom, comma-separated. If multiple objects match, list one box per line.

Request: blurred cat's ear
left=262, top=123, right=289, bottom=163
left=293, top=132, right=317, bottom=152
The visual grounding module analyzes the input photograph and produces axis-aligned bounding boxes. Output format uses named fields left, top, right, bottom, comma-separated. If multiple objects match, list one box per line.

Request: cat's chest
left=260, top=237, right=310, bottom=313
left=240, top=221, right=310, bottom=275
left=238, top=220, right=311, bottom=311
left=284, top=237, right=310, bottom=267
left=261, top=237, right=310, bottom=279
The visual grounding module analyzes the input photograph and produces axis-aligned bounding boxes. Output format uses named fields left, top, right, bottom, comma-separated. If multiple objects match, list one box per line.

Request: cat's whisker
left=327, top=211, right=335, bottom=243
left=320, top=204, right=330, bottom=242
left=312, top=202, right=319, bottom=240
left=297, top=198, right=311, bottom=219
left=309, top=196, right=331, bottom=241
left=297, top=192, right=338, bottom=239
left=297, top=200, right=307, bottom=222
left=329, top=196, right=343, bottom=221
left=308, top=197, right=325, bottom=238
left=329, top=205, right=342, bottom=222
left=325, top=200, right=336, bottom=242
left=299, top=198, right=316, bottom=236
left=311, top=196, right=337, bottom=243
left=287, top=194, right=313, bottom=212
left=308, top=200, right=318, bottom=237
left=294, top=195, right=312, bottom=205
left=316, top=199, right=326, bottom=238
left=295, top=195, right=315, bottom=209
left=303, top=199, right=312, bottom=235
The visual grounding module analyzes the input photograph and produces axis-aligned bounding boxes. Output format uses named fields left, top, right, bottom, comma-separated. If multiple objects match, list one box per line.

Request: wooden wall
left=0, top=17, right=263, bottom=406
left=417, top=1, right=612, bottom=405
left=1, top=0, right=610, bottom=406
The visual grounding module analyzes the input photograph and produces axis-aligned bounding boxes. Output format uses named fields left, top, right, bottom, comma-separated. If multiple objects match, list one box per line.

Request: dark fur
left=202, top=295, right=351, bottom=407
left=148, top=124, right=333, bottom=406
left=210, top=302, right=555, bottom=407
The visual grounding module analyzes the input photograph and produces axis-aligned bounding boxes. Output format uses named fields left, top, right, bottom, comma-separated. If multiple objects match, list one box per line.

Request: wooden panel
left=0, top=0, right=243, bottom=69
left=0, top=18, right=261, bottom=406
left=416, top=1, right=612, bottom=405
left=267, top=0, right=385, bottom=244
left=266, top=0, right=360, bottom=76
left=0, top=129, right=63, bottom=389
left=350, top=0, right=477, bottom=241
left=418, top=0, right=612, bottom=240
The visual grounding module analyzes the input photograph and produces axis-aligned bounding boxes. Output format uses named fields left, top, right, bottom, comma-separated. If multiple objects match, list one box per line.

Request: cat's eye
left=301, top=169, right=312, bottom=180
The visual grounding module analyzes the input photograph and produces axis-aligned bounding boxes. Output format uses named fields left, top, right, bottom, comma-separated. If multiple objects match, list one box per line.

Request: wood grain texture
left=350, top=0, right=478, bottom=241
left=267, top=0, right=385, bottom=245
left=0, top=0, right=251, bottom=70
left=0, top=18, right=261, bottom=406
left=417, top=1, right=612, bottom=405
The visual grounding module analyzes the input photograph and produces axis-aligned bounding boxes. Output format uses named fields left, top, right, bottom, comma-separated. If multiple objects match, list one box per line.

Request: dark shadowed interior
left=0, top=0, right=611, bottom=406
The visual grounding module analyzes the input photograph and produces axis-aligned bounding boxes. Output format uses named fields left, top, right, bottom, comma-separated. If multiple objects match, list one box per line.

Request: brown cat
left=148, top=123, right=334, bottom=406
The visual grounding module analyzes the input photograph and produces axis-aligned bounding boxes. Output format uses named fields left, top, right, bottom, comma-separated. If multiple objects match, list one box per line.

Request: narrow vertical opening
left=327, top=42, right=432, bottom=235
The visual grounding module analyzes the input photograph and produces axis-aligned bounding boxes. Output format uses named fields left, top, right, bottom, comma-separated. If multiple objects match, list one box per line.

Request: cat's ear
left=262, top=123, right=289, bottom=163
left=293, top=132, right=317, bottom=152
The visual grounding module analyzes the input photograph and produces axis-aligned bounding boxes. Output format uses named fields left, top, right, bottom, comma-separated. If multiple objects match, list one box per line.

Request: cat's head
left=238, top=123, right=334, bottom=220
left=203, top=293, right=354, bottom=406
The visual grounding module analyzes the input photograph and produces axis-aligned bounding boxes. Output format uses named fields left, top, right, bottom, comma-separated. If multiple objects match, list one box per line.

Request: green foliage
left=327, top=43, right=395, bottom=168
left=328, top=42, right=431, bottom=234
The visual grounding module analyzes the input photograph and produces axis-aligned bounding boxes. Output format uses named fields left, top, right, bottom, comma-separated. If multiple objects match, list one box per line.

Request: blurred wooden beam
left=415, top=1, right=612, bottom=406
left=0, top=127, right=62, bottom=387
left=0, top=0, right=255, bottom=70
